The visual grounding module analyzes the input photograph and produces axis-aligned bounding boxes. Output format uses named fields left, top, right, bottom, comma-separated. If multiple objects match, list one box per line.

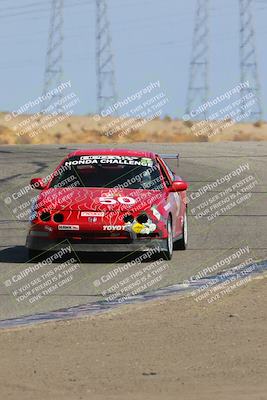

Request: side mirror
left=169, top=180, right=188, bottom=192
left=30, top=178, right=46, bottom=190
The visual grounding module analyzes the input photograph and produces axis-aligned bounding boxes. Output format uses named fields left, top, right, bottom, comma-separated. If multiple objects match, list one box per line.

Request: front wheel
left=161, top=218, right=173, bottom=260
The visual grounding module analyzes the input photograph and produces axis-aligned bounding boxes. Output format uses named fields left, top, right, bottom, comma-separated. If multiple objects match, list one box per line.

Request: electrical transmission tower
left=96, top=0, right=118, bottom=115
left=239, top=0, right=263, bottom=120
left=41, top=0, right=64, bottom=113
left=185, top=0, right=209, bottom=120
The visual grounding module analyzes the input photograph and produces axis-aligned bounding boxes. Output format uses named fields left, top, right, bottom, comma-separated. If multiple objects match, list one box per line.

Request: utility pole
left=41, top=0, right=64, bottom=113
left=96, top=0, right=118, bottom=116
left=239, top=0, right=263, bottom=120
left=185, top=0, right=209, bottom=120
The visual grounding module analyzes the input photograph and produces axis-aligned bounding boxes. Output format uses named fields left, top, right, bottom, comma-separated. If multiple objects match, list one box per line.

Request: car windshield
left=49, top=155, right=163, bottom=190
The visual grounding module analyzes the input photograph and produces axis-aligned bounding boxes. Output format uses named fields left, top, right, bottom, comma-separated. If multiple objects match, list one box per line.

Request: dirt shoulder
left=0, top=275, right=266, bottom=400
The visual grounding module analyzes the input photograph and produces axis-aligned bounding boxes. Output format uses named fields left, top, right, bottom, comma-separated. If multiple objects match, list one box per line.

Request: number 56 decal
left=99, top=196, right=136, bottom=205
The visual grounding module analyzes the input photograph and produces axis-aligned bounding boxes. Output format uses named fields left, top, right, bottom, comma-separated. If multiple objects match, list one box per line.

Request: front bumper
left=26, top=236, right=167, bottom=253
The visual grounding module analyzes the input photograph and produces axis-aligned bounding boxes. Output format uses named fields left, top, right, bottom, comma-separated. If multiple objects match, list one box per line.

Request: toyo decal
left=103, top=225, right=126, bottom=231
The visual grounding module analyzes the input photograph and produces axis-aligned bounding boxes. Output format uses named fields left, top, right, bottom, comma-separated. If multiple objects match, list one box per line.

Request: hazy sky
left=0, top=0, right=266, bottom=119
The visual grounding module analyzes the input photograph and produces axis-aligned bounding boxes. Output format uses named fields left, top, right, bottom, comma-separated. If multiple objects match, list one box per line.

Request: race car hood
left=36, top=187, right=165, bottom=213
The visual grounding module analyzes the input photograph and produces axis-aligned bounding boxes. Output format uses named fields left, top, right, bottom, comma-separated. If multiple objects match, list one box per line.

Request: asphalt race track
left=0, top=142, right=266, bottom=321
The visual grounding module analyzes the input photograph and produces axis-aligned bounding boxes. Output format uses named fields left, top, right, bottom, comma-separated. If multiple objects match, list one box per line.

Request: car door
left=156, top=157, right=183, bottom=239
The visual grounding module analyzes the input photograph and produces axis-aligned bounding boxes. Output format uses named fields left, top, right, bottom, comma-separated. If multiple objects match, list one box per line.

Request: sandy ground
left=0, top=275, right=266, bottom=400
left=0, top=112, right=267, bottom=144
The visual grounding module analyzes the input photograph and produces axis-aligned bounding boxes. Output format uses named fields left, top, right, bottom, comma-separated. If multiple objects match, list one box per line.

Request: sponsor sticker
left=58, top=225, right=79, bottom=231
left=164, top=203, right=171, bottom=211
left=173, top=192, right=181, bottom=214
left=65, top=155, right=154, bottom=167
left=81, top=211, right=105, bottom=217
left=140, top=157, right=154, bottom=167
left=152, top=207, right=161, bottom=220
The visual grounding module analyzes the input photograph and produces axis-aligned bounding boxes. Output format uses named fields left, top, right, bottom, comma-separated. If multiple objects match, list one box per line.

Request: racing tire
left=174, top=209, right=188, bottom=251
left=161, top=218, right=173, bottom=260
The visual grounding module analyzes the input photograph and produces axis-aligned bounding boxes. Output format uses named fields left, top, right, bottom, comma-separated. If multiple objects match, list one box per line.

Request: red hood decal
left=37, top=187, right=165, bottom=212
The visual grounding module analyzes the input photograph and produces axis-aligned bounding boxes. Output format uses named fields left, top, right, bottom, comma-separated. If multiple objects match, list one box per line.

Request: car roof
left=67, top=148, right=157, bottom=159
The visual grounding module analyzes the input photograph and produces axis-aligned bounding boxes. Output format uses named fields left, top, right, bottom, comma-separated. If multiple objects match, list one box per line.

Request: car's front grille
left=60, top=231, right=131, bottom=241
left=69, top=238, right=133, bottom=245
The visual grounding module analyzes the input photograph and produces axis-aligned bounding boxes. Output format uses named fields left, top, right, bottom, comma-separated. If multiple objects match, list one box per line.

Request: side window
left=162, top=161, right=175, bottom=181
left=158, top=162, right=171, bottom=187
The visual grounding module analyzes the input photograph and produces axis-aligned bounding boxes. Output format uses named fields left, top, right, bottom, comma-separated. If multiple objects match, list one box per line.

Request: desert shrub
left=163, top=115, right=172, bottom=122
left=0, top=137, right=10, bottom=144
left=233, top=132, right=252, bottom=141
left=55, top=132, right=62, bottom=141
left=253, top=120, right=262, bottom=128
left=18, top=135, right=32, bottom=144
left=0, top=125, right=6, bottom=134
left=197, top=135, right=209, bottom=142
left=183, top=120, right=194, bottom=128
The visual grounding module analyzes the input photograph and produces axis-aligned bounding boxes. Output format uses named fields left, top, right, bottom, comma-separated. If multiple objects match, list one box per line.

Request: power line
left=0, top=0, right=92, bottom=19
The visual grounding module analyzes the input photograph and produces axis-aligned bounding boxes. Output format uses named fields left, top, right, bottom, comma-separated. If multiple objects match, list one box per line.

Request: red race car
left=26, top=149, right=188, bottom=260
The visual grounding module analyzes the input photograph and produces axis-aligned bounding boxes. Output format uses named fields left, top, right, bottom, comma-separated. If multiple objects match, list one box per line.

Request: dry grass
left=0, top=112, right=266, bottom=145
